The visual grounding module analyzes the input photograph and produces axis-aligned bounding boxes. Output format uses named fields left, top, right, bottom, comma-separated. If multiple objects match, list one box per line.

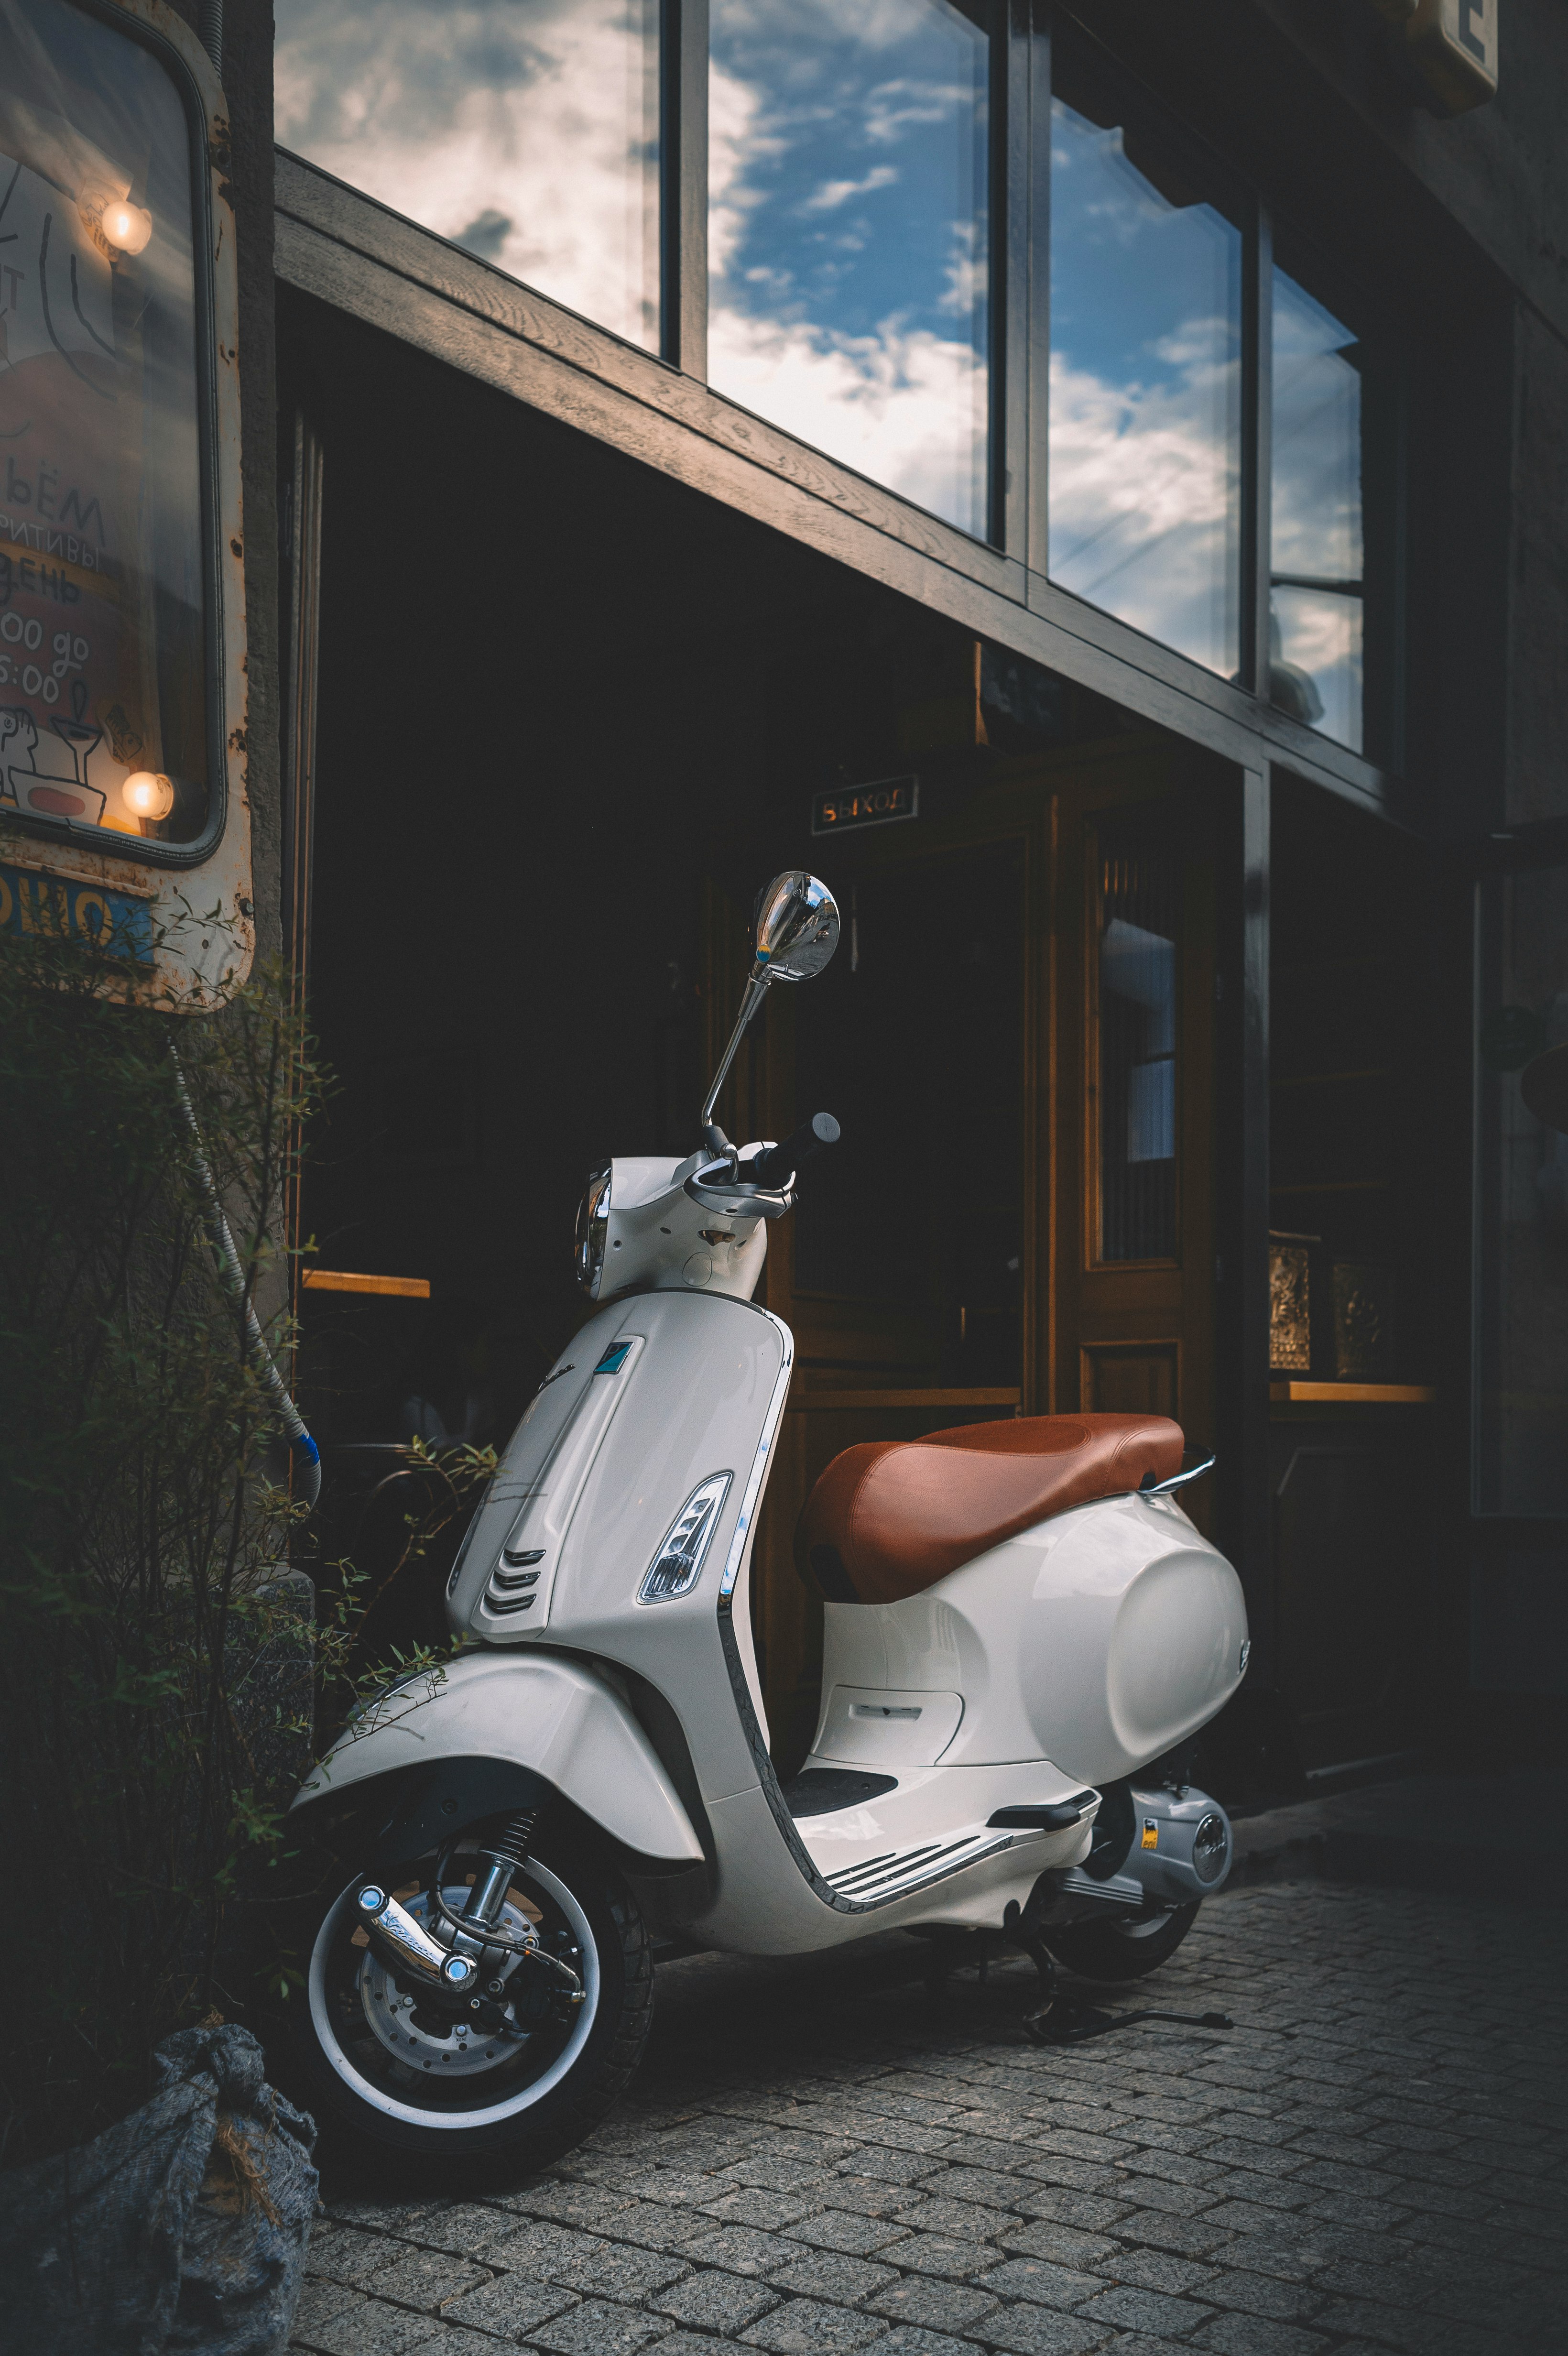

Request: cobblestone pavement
left=292, top=1880, right=1567, bottom=2356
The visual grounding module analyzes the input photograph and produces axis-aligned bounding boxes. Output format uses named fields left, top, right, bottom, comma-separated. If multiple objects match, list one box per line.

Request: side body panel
left=814, top=1490, right=1248, bottom=1787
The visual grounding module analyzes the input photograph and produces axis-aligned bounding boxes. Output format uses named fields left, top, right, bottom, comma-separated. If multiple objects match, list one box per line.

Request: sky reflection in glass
left=708, top=0, right=991, bottom=539
left=1270, top=268, right=1363, bottom=752
left=274, top=0, right=661, bottom=351
left=1048, top=94, right=1242, bottom=677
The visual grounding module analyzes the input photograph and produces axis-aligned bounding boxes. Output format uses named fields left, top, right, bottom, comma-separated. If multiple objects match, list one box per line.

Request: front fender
left=292, top=1649, right=704, bottom=1866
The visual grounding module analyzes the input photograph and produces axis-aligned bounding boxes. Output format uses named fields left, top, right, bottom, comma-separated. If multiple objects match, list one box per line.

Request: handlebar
left=745, top=1111, right=840, bottom=1191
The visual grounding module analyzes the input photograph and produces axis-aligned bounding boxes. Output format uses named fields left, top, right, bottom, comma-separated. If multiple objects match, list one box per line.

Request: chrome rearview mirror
left=699, top=872, right=839, bottom=1167
left=753, top=871, right=840, bottom=982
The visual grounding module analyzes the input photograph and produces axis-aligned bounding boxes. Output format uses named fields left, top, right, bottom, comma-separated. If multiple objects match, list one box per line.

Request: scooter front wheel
left=1045, top=1900, right=1200, bottom=1983
left=283, top=1836, right=652, bottom=2182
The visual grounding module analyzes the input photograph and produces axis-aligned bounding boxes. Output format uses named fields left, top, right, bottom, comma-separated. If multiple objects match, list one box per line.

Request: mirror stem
left=700, top=970, right=770, bottom=1163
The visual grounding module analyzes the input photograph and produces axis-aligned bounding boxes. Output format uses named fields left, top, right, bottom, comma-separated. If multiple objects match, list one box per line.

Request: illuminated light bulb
left=100, top=199, right=152, bottom=255
left=122, top=770, right=174, bottom=819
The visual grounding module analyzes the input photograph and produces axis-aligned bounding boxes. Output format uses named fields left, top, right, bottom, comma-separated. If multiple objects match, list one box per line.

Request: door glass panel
left=792, top=844, right=1024, bottom=1384
left=1094, top=811, right=1179, bottom=1263
left=1048, top=42, right=1243, bottom=677
left=274, top=0, right=661, bottom=352
left=708, top=0, right=991, bottom=539
left=1475, top=863, right=1568, bottom=1515
left=1270, top=264, right=1364, bottom=751
left=0, top=0, right=211, bottom=844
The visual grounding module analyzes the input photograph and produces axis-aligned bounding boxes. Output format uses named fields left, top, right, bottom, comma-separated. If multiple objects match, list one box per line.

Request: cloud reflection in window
left=1048, top=95, right=1243, bottom=679
left=1270, top=268, right=1364, bottom=752
left=708, top=0, right=991, bottom=539
left=274, top=0, right=661, bottom=351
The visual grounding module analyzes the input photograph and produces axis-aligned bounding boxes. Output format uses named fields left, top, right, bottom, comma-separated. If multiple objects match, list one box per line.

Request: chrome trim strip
left=718, top=1311, right=795, bottom=1599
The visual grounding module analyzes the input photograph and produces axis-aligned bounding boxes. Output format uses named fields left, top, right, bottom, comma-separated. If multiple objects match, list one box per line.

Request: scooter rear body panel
left=815, top=1490, right=1249, bottom=1790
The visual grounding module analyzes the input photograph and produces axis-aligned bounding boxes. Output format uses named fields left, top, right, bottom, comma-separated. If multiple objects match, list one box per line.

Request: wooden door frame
left=1048, top=748, right=1221, bottom=1483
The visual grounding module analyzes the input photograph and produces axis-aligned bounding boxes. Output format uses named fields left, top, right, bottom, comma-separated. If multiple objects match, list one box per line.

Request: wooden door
left=1051, top=774, right=1217, bottom=1506
left=706, top=739, right=1218, bottom=1767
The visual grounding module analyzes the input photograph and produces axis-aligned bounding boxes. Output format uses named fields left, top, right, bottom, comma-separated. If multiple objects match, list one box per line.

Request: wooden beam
left=301, top=1270, right=431, bottom=1298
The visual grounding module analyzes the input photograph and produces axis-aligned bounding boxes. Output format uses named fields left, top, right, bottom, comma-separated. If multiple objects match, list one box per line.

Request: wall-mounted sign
left=1411, top=0, right=1497, bottom=109
left=1372, top=0, right=1498, bottom=112
left=0, top=0, right=250, bottom=1006
left=811, top=774, right=920, bottom=838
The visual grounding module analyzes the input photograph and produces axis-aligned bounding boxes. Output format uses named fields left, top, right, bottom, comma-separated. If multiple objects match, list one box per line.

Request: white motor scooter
left=286, top=872, right=1250, bottom=2178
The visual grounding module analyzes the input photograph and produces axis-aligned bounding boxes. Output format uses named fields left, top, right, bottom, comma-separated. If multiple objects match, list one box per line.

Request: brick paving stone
left=548, top=2239, right=691, bottom=2301
left=478, top=2222, right=605, bottom=2281
left=767, top=2249, right=901, bottom=2303
left=337, top=2208, right=490, bottom=2261
left=1198, top=2269, right=1327, bottom=2321
left=1016, top=2155, right=1127, bottom=2196
left=839, top=2147, right=941, bottom=2186
left=923, top=2164, right=1038, bottom=2208
left=492, top=2180, right=638, bottom=2228
left=702, top=2185, right=820, bottom=2230
left=404, top=2333, right=515, bottom=2356
left=303, top=2300, right=437, bottom=2356
left=787, top=2209, right=915, bottom=2257
left=740, top=2295, right=893, bottom=2353
left=1189, top=2318, right=1329, bottom=2356
left=721, top=2156, right=847, bottom=2196
left=892, top=2195, right=1023, bottom=2239
left=1076, top=2284, right=1214, bottom=2338
left=643, top=2338, right=753, bottom=2356
left=1097, top=2250, right=1220, bottom=2297
left=870, top=2230, right=1001, bottom=2280
left=528, top=2298, right=675, bottom=2352
left=440, top=2276, right=579, bottom=2337
left=293, top=2280, right=365, bottom=2337
left=653, top=2269, right=782, bottom=2334
left=602, top=2201, right=717, bottom=2251
left=681, top=2224, right=795, bottom=2276
left=864, top=2273, right=1000, bottom=2331
left=857, top=2330, right=974, bottom=2356
left=308, top=2228, right=412, bottom=2288
left=971, top=2305, right=1113, bottom=2355
left=994, top=2223, right=1119, bottom=2269
left=371, top=2252, right=492, bottom=2313
left=970, top=2257, right=1104, bottom=2309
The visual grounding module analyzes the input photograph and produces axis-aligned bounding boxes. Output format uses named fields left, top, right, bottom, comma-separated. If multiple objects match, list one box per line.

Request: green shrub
left=0, top=925, right=326, bottom=2162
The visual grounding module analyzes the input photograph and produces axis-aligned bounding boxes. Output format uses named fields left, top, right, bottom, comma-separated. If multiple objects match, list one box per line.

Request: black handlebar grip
left=749, top=1112, right=840, bottom=1189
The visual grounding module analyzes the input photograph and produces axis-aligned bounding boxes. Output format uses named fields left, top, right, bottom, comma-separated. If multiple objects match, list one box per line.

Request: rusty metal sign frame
left=0, top=0, right=252, bottom=1009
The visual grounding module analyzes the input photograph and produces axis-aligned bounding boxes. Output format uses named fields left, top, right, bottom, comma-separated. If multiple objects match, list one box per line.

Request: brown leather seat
left=796, top=1413, right=1184, bottom=1607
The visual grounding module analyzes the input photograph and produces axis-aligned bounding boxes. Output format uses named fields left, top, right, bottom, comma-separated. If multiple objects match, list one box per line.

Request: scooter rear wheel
left=1045, top=1900, right=1200, bottom=1983
left=282, top=1835, right=652, bottom=2183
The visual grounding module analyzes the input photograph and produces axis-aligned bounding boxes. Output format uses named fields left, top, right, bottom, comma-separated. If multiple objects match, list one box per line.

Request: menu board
left=0, top=0, right=208, bottom=846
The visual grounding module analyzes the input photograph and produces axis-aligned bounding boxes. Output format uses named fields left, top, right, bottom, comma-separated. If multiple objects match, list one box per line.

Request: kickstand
left=1001, top=1902, right=1233, bottom=2046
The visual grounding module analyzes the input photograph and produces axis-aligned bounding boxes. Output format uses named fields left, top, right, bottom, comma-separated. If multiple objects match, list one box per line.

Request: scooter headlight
left=575, top=1162, right=611, bottom=1296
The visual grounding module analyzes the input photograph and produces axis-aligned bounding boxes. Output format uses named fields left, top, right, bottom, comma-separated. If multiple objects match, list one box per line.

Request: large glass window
left=708, top=0, right=991, bottom=539
left=1475, top=863, right=1568, bottom=1516
left=0, top=0, right=211, bottom=845
left=1048, top=46, right=1243, bottom=678
left=1270, top=261, right=1367, bottom=752
left=274, top=0, right=661, bottom=352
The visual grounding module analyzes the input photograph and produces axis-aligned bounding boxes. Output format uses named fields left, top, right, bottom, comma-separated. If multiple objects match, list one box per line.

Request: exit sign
left=811, top=774, right=919, bottom=837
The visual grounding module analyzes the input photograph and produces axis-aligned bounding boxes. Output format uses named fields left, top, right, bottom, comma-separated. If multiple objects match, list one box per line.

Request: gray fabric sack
left=0, top=2022, right=317, bottom=2355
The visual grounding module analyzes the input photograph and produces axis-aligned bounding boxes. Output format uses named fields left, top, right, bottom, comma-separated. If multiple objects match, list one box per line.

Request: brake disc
left=358, top=1885, right=533, bottom=2077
